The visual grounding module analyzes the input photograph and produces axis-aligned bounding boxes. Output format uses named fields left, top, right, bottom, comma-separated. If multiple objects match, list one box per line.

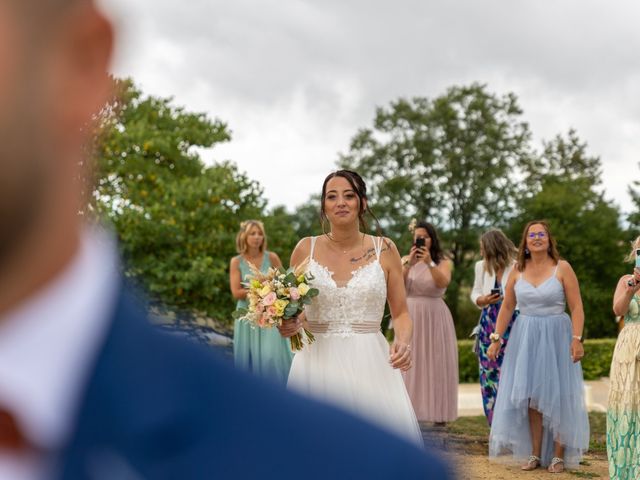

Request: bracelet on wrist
left=489, top=332, right=502, bottom=344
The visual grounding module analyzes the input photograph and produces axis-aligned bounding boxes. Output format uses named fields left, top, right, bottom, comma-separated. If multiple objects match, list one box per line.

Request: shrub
left=457, top=338, right=616, bottom=383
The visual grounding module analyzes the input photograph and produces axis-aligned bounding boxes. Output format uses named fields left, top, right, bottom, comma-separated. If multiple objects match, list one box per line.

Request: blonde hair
left=480, top=229, right=517, bottom=275
left=236, top=220, right=267, bottom=254
left=625, top=236, right=640, bottom=263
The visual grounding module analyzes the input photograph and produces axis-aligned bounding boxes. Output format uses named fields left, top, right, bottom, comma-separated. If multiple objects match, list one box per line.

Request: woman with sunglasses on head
left=607, top=236, right=640, bottom=479
left=487, top=220, right=589, bottom=474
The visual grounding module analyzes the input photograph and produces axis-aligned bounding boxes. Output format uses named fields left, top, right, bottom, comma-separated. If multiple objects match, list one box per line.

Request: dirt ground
left=448, top=453, right=609, bottom=479
left=420, top=419, right=609, bottom=479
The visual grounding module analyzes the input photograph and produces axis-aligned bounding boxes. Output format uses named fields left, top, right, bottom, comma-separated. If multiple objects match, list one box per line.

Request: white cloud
left=98, top=0, right=640, bottom=216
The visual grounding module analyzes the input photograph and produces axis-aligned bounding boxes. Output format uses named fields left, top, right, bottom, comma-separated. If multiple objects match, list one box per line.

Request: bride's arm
left=278, top=237, right=311, bottom=338
left=381, top=238, right=413, bottom=371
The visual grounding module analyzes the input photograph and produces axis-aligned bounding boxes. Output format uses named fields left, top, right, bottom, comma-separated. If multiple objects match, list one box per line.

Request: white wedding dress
left=287, top=236, right=423, bottom=446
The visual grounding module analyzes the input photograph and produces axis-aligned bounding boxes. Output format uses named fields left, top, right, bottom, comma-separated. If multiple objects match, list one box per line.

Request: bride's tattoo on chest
left=349, top=246, right=389, bottom=264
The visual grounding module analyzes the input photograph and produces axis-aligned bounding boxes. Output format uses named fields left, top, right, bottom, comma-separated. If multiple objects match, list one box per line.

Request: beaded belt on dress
left=307, top=321, right=380, bottom=335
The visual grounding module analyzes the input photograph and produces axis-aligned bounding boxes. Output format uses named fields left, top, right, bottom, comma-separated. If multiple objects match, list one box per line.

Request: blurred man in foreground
left=0, top=1, right=452, bottom=478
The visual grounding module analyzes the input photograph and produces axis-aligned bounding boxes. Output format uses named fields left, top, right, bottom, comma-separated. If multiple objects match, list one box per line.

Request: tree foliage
left=510, top=131, right=625, bottom=337
left=93, top=79, right=265, bottom=320
left=340, top=83, right=533, bottom=318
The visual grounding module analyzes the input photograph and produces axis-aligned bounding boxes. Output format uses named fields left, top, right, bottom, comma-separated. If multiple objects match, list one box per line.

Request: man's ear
left=53, top=3, right=114, bottom=131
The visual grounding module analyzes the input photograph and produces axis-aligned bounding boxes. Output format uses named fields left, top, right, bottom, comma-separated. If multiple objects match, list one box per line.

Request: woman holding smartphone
left=401, top=221, right=458, bottom=425
left=470, top=229, right=519, bottom=426
left=607, top=236, right=640, bottom=479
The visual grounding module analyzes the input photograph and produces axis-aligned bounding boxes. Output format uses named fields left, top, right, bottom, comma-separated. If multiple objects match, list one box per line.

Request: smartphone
left=415, top=237, right=426, bottom=249
left=490, top=288, right=501, bottom=296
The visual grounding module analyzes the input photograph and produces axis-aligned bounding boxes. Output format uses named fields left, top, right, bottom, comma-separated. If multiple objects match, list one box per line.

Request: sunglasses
left=527, top=232, right=547, bottom=239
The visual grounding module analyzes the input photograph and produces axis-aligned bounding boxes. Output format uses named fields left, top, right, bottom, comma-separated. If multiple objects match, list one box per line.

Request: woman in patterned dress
left=607, top=235, right=640, bottom=479
left=470, top=229, right=519, bottom=425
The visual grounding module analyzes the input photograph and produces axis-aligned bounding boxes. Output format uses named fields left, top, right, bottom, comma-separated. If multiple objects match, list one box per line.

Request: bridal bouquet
left=232, top=261, right=318, bottom=351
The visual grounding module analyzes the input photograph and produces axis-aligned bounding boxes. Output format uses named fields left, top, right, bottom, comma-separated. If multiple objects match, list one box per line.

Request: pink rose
left=289, top=288, right=300, bottom=301
left=267, top=306, right=277, bottom=317
left=263, top=291, right=277, bottom=306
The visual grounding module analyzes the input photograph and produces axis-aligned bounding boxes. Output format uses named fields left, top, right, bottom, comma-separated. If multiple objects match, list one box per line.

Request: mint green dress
left=607, top=294, right=640, bottom=479
left=233, top=252, right=293, bottom=385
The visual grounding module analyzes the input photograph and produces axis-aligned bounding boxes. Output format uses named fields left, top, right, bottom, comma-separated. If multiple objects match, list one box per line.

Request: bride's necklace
left=328, top=233, right=363, bottom=254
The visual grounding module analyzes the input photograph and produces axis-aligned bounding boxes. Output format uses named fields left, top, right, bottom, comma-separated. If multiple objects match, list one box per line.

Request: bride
left=279, top=170, right=423, bottom=446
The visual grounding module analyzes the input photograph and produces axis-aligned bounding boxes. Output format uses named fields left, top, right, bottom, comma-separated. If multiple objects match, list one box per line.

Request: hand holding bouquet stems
left=232, top=259, right=318, bottom=351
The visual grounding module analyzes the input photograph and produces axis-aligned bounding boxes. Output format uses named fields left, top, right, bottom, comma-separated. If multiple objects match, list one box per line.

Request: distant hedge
left=457, top=338, right=616, bottom=383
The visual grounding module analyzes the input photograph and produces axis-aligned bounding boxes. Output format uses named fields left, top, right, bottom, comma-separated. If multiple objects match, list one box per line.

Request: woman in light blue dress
left=487, top=220, right=589, bottom=473
left=229, top=220, right=293, bottom=384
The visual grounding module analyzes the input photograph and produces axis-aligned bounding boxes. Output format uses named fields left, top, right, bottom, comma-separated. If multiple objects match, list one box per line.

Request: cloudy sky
left=98, top=0, right=640, bottom=215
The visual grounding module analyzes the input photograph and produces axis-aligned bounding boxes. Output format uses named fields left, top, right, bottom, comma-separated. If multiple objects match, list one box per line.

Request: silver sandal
left=521, top=455, right=541, bottom=471
left=548, top=457, right=564, bottom=473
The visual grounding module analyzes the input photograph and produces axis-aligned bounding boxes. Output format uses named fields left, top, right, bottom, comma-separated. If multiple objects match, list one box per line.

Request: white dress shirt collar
left=0, top=228, right=119, bottom=453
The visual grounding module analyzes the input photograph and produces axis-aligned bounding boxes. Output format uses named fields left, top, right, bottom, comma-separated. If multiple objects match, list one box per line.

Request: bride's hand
left=278, top=317, right=302, bottom=338
left=389, top=341, right=412, bottom=371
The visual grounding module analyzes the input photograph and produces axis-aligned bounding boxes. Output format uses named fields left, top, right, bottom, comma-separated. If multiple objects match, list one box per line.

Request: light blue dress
left=233, top=252, right=294, bottom=385
left=489, top=265, right=589, bottom=468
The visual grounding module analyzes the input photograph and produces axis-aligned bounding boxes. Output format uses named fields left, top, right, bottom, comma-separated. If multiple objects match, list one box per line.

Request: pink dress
left=402, top=262, right=458, bottom=422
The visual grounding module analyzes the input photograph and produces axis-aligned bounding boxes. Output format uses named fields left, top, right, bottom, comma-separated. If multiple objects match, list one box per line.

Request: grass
left=442, top=411, right=606, bottom=456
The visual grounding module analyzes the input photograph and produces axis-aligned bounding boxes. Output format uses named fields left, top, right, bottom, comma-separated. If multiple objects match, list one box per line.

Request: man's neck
left=0, top=220, right=80, bottom=317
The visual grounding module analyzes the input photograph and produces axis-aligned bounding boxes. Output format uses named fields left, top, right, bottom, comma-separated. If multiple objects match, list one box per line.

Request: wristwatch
left=572, top=335, right=583, bottom=342
left=489, top=332, right=502, bottom=344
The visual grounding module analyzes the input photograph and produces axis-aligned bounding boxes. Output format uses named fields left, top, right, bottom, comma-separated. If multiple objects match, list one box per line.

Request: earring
left=524, top=248, right=530, bottom=255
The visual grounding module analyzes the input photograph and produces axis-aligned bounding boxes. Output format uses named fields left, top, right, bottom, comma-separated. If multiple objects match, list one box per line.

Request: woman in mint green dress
left=608, top=236, right=640, bottom=479
left=230, top=220, right=293, bottom=385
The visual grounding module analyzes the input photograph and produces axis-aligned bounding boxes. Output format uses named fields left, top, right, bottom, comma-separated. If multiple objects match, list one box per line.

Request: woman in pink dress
left=401, top=221, right=458, bottom=425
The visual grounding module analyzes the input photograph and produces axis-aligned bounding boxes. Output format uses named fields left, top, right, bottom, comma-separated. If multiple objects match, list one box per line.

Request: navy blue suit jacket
left=57, top=288, right=452, bottom=479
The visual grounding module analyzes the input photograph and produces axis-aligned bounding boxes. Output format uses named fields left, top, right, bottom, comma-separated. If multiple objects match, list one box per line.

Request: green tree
left=512, top=130, right=626, bottom=338
left=340, top=83, right=533, bottom=319
left=628, top=165, right=640, bottom=235
left=93, top=78, right=265, bottom=321
left=263, top=205, right=299, bottom=264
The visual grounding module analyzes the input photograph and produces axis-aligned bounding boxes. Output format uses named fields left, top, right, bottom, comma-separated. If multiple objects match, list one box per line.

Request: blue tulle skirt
left=489, top=312, right=590, bottom=467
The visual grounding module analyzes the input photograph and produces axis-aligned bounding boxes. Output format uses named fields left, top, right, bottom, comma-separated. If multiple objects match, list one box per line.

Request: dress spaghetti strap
left=309, top=237, right=318, bottom=260
left=374, top=236, right=383, bottom=261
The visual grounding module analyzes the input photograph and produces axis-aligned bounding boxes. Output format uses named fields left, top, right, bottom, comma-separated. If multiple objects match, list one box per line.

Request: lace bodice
left=514, top=265, right=566, bottom=316
left=304, top=236, right=387, bottom=337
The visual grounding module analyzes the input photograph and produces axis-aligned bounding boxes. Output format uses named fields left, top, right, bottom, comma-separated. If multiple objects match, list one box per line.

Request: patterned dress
left=476, top=279, right=518, bottom=425
left=607, top=293, right=640, bottom=479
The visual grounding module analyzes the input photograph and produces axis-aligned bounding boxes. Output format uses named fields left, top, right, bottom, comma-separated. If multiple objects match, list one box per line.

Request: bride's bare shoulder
left=378, top=236, right=399, bottom=256
left=291, top=237, right=314, bottom=265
